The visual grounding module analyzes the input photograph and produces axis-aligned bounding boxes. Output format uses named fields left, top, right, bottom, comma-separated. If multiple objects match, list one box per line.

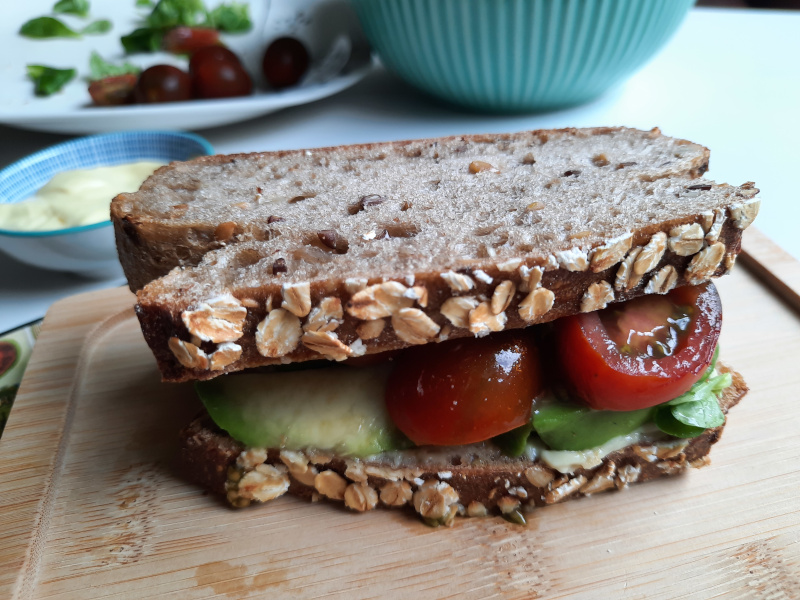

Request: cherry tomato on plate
left=262, top=37, right=309, bottom=89
left=188, top=46, right=252, bottom=99
left=163, top=27, right=220, bottom=54
left=134, top=65, right=192, bottom=103
left=191, top=59, right=252, bottom=99
left=189, top=46, right=243, bottom=73
left=385, top=331, right=543, bottom=446
left=556, top=282, right=722, bottom=411
left=88, top=74, right=137, bottom=106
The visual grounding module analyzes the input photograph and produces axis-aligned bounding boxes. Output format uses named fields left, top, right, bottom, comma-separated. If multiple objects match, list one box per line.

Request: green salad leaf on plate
left=20, top=16, right=82, bottom=39
left=27, top=65, right=77, bottom=96
left=53, top=0, right=90, bottom=18
left=207, top=2, right=251, bottom=33
left=88, top=51, right=140, bottom=80
left=82, top=19, right=112, bottom=35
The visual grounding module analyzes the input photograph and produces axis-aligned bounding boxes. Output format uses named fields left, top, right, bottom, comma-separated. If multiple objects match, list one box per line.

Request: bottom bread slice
left=176, top=365, right=747, bottom=524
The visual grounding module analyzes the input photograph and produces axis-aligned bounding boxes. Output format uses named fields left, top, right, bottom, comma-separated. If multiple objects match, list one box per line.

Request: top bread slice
left=113, top=127, right=710, bottom=292
left=125, top=127, right=761, bottom=382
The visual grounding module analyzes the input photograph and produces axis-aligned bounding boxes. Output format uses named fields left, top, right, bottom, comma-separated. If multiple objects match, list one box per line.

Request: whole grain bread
left=113, top=127, right=711, bottom=292
left=134, top=186, right=758, bottom=382
left=123, top=127, right=760, bottom=382
left=176, top=365, right=746, bottom=523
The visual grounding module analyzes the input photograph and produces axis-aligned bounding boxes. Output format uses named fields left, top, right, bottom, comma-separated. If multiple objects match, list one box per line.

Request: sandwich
left=112, top=127, right=758, bottom=524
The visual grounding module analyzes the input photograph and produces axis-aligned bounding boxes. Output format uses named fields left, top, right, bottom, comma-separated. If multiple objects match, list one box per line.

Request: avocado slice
left=196, top=364, right=408, bottom=457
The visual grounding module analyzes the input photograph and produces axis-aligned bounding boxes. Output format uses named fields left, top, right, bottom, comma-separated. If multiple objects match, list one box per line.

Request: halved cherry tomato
left=163, top=27, right=220, bottom=54
left=385, top=331, right=542, bottom=446
left=88, top=74, right=137, bottom=106
left=556, top=282, right=721, bottom=411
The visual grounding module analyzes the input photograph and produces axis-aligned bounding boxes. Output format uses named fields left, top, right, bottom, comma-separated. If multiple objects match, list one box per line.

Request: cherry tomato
left=385, top=331, right=543, bottom=446
left=88, top=74, right=137, bottom=106
left=262, top=37, right=309, bottom=89
left=189, top=46, right=242, bottom=74
left=556, top=282, right=722, bottom=411
left=191, top=59, right=252, bottom=99
left=163, top=27, right=220, bottom=54
left=134, top=65, right=191, bottom=103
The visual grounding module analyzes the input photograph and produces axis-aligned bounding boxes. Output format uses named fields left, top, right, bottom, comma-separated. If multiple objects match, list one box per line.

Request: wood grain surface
left=1, top=255, right=800, bottom=599
left=741, top=227, right=800, bottom=314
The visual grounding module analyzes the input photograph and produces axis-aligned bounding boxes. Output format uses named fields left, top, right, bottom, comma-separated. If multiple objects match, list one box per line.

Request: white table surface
left=1, top=7, right=798, bottom=334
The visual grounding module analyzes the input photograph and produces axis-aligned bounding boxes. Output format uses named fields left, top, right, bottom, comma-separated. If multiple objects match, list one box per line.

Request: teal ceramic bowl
left=350, top=0, right=694, bottom=112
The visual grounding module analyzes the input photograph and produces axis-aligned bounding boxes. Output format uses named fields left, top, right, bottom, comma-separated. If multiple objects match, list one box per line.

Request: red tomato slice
left=385, top=331, right=542, bottom=446
left=556, top=282, right=722, bottom=411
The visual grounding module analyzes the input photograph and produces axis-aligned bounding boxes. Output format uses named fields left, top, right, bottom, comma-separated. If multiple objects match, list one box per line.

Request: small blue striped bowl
left=351, top=0, right=694, bottom=112
left=0, top=131, right=213, bottom=279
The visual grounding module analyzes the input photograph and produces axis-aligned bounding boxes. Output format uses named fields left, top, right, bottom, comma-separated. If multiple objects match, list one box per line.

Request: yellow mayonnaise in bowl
left=0, top=131, right=213, bottom=278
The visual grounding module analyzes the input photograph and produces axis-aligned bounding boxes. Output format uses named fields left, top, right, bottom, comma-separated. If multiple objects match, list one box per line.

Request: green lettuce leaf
left=20, top=16, right=82, bottom=39
left=207, top=2, right=251, bottom=33
left=88, top=51, right=140, bottom=80
left=668, top=370, right=731, bottom=407
left=121, top=26, right=163, bottom=53
left=146, top=0, right=206, bottom=29
left=82, top=19, right=111, bottom=35
left=53, top=0, right=90, bottom=18
left=532, top=401, right=653, bottom=452
left=654, top=363, right=731, bottom=438
left=654, top=407, right=707, bottom=438
left=524, top=347, right=733, bottom=455
left=493, top=422, right=533, bottom=457
left=121, top=0, right=252, bottom=54
left=27, top=65, right=76, bottom=96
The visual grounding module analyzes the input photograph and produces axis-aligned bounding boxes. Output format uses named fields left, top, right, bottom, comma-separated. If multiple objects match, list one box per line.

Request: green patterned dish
left=351, top=0, right=694, bottom=112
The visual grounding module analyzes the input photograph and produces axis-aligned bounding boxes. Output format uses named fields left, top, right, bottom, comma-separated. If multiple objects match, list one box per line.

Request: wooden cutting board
left=2, top=229, right=800, bottom=600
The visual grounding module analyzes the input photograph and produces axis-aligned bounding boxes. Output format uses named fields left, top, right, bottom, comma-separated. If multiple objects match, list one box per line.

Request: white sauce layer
left=527, top=424, right=664, bottom=474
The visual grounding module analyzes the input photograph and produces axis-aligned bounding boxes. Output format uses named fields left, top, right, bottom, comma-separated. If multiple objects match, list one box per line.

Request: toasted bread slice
left=135, top=184, right=757, bottom=382
left=114, top=127, right=711, bottom=292
left=176, top=365, right=747, bottom=524
left=126, top=128, right=759, bottom=382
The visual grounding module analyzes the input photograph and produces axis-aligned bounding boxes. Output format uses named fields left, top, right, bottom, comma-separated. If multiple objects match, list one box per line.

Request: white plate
left=0, top=0, right=373, bottom=134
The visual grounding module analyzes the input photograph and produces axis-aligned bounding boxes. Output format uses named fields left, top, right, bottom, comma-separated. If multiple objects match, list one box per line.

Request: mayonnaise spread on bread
left=530, top=425, right=663, bottom=474
left=0, top=161, right=162, bottom=231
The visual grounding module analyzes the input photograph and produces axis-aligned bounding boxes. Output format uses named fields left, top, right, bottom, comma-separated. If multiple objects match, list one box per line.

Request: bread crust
left=175, top=365, right=747, bottom=521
